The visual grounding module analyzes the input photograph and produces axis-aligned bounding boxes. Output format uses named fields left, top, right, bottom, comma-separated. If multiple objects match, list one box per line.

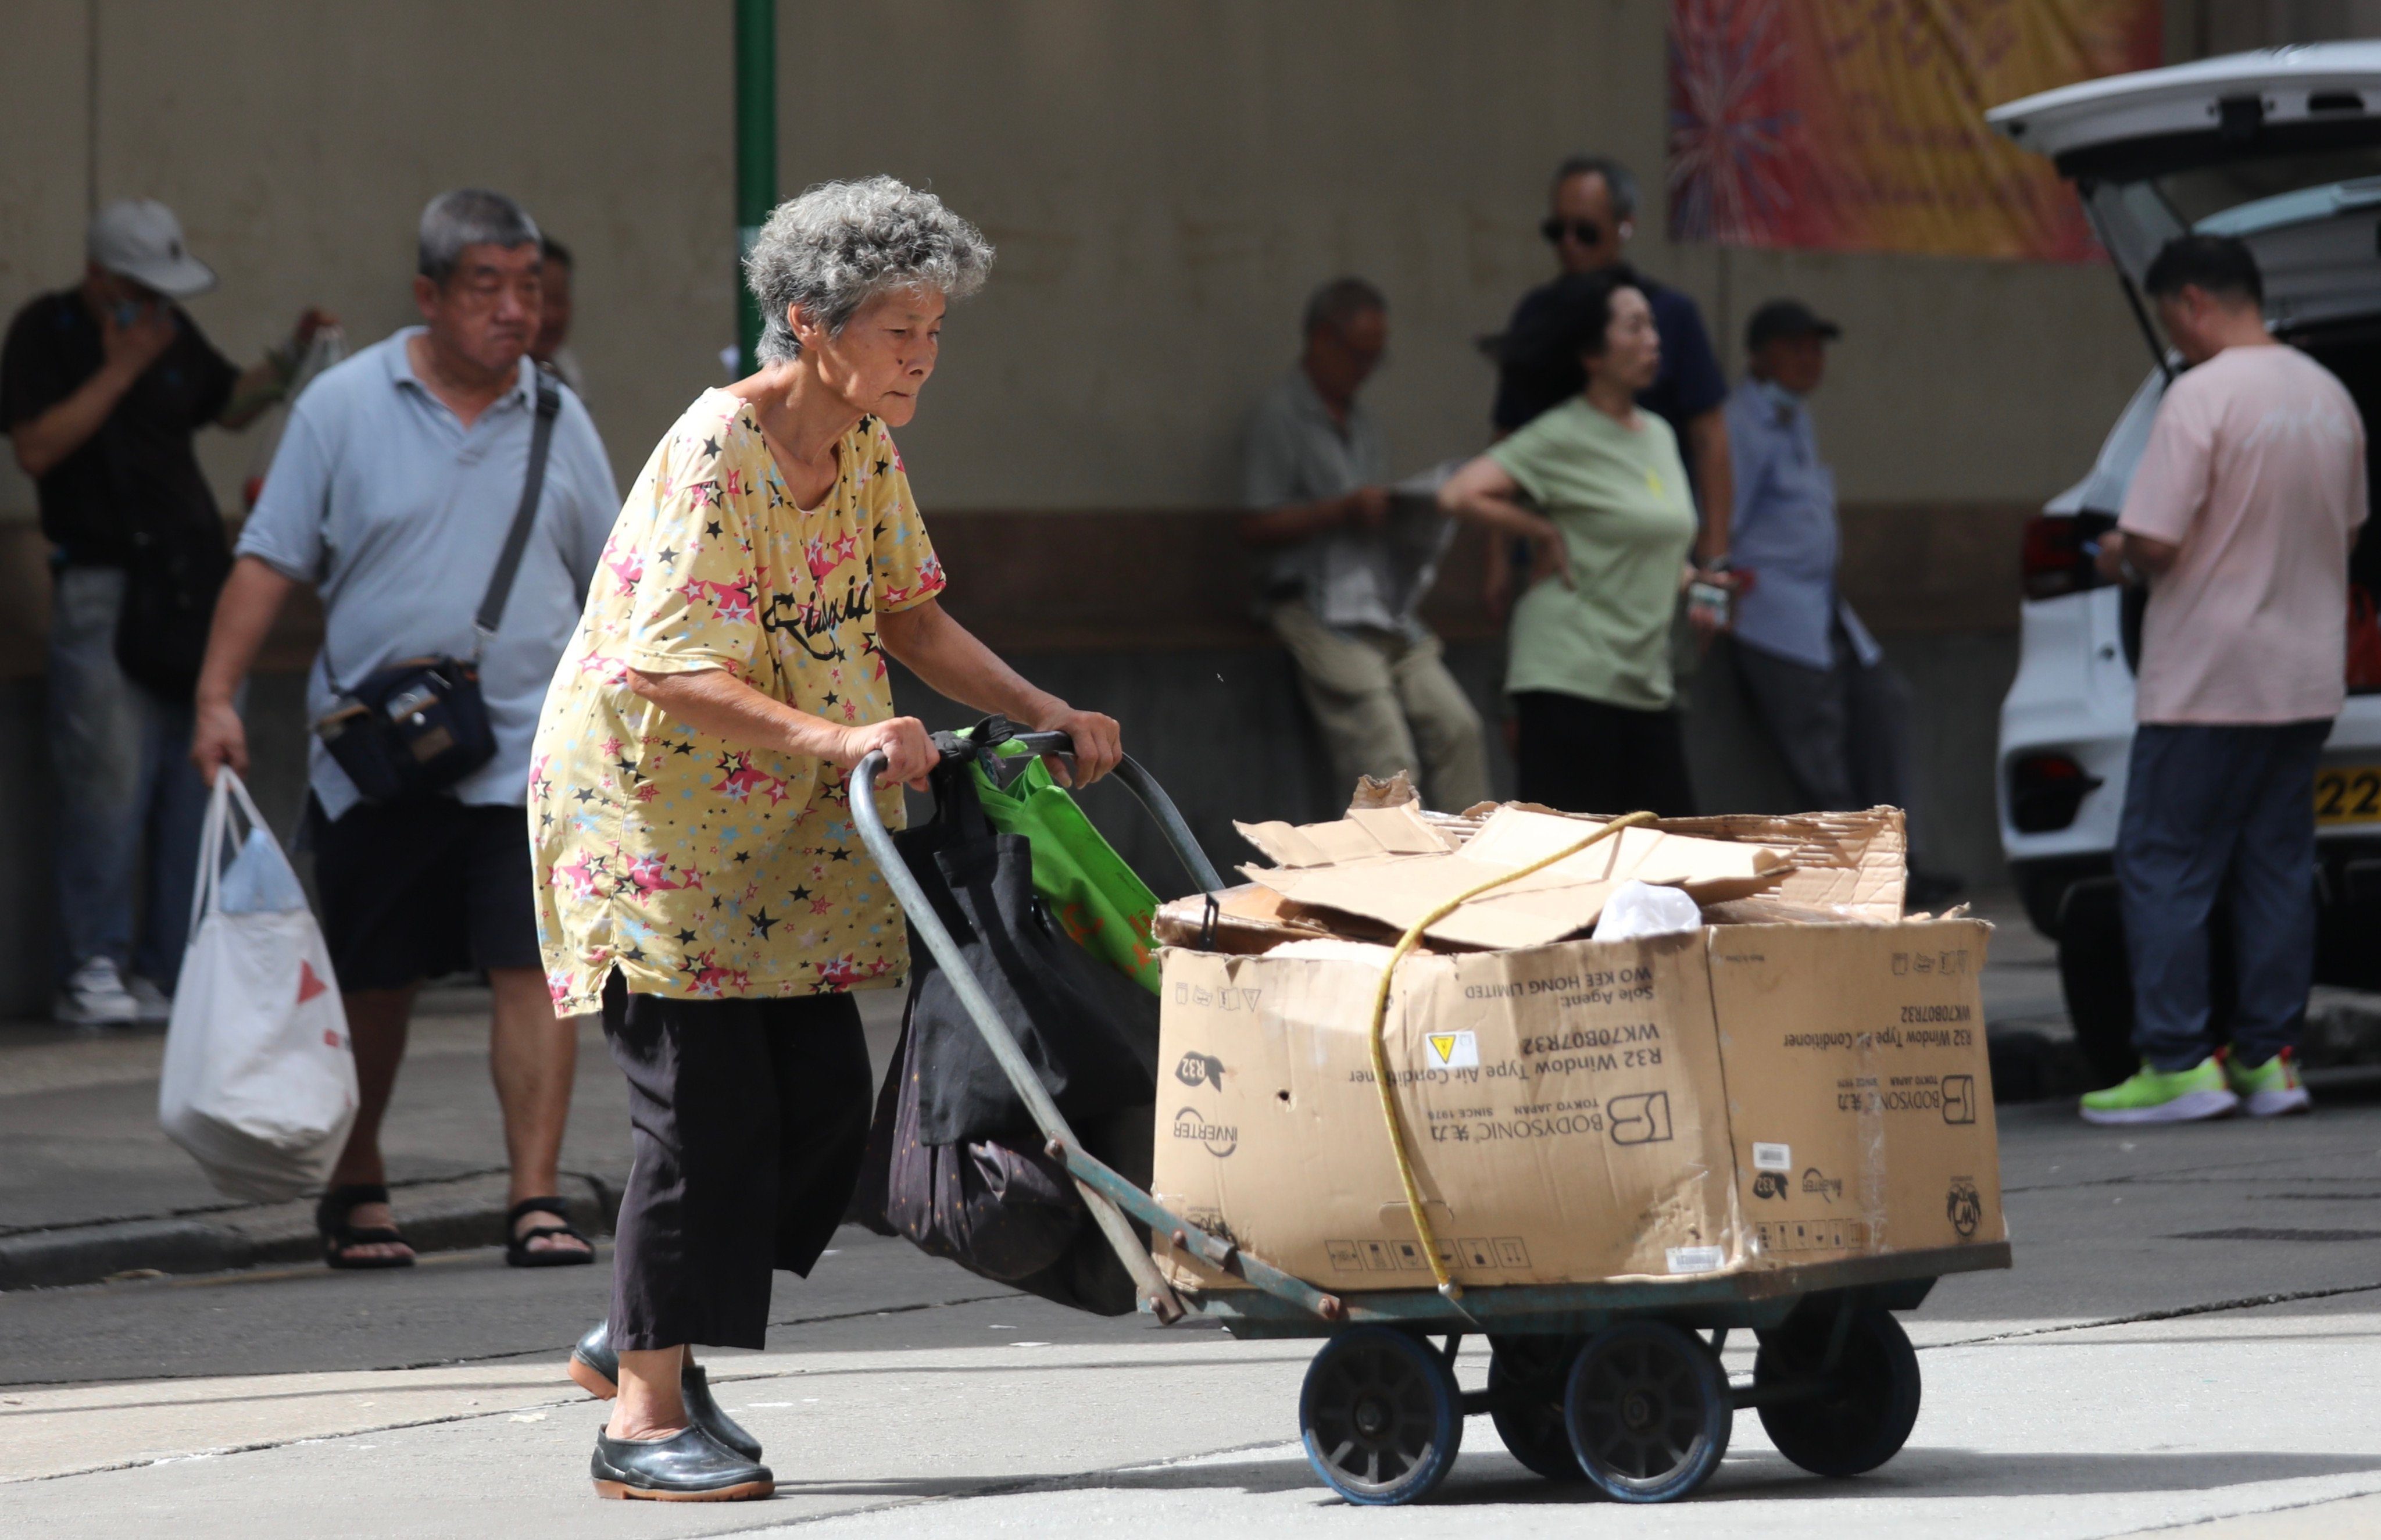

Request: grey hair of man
left=745, top=176, right=995, bottom=364
left=417, top=188, right=542, bottom=285
left=1551, top=153, right=1639, bottom=221
left=1302, top=277, right=1388, bottom=341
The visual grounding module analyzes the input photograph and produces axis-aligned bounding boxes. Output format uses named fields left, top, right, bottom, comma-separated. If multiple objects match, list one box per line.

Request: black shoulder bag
left=312, top=376, right=560, bottom=803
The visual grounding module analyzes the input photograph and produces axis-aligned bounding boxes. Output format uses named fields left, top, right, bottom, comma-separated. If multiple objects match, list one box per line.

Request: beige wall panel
left=776, top=0, right=1672, bottom=505
left=1663, top=244, right=2152, bottom=504
left=0, top=0, right=94, bottom=521
left=0, top=0, right=2171, bottom=526
left=59, top=0, right=732, bottom=514
left=774, top=0, right=2140, bottom=510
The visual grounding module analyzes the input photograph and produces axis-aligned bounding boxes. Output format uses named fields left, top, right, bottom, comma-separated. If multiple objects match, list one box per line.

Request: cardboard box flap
left=1653, top=807, right=1906, bottom=918
left=1235, top=801, right=1457, bottom=868
left=1152, top=884, right=1342, bottom=954
left=1242, top=806, right=1793, bottom=951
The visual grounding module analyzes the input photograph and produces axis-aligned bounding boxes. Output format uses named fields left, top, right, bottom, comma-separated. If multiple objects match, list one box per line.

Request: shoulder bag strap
left=470, top=374, right=562, bottom=659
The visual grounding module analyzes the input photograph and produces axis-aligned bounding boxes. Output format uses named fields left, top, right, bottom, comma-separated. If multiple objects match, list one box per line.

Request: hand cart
left=849, top=730, right=2011, bottom=1507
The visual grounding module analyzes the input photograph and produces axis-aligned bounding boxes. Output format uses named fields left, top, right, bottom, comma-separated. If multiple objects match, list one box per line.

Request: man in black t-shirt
left=2, top=198, right=328, bottom=1024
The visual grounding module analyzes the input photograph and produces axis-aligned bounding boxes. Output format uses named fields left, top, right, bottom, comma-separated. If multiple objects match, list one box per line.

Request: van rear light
left=2020, top=514, right=2111, bottom=601
left=2008, top=752, right=2104, bottom=834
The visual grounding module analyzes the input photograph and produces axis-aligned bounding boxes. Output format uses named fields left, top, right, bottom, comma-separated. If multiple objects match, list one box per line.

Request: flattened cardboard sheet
left=1240, top=805, right=1792, bottom=951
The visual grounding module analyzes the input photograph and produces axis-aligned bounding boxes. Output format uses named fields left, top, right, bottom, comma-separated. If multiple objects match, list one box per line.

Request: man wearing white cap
left=2, top=198, right=330, bottom=1025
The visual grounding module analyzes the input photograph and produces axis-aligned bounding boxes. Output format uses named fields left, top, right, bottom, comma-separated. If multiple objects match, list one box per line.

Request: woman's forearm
left=628, top=666, right=847, bottom=760
left=876, top=599, right=1062, bottom=724
left=1450, top=490, right=1556, bottom=545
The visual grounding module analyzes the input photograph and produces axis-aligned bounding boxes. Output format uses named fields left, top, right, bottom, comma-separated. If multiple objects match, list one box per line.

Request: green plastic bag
left=968, top=745, right=1162, bottom=994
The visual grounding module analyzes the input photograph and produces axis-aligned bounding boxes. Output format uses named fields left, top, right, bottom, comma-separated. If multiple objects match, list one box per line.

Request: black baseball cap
left=1746, top=299, right=1841, bottom=352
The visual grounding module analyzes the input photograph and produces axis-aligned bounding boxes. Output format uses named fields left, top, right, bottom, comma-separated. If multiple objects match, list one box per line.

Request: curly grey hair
left=745, top=176, right=995, bottom=363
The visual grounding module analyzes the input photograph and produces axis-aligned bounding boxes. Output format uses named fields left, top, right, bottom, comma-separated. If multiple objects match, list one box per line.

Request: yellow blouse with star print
left=531, top=388, right=946, bottom=1014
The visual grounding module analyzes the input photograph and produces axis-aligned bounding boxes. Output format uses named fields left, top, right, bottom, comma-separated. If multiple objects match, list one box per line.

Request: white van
left=1989, top=44, right=2381, bottom=1086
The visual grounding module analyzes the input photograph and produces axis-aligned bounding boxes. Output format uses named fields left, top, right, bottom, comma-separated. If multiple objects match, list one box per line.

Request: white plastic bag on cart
left=1589, top=880, right=1705, bottom=941
left=158, top=769, right=357, bottom=1202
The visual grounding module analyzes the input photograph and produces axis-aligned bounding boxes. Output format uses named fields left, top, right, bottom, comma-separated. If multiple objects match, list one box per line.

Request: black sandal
left=506, top=1196, right=595, bottom=1268
left=316, top=1183, right=416, bottom=1270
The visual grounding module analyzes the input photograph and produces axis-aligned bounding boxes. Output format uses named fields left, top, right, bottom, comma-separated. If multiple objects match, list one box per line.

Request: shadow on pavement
left=751, top=1445, right=2381, bottom=1509
left=1705, top=1446, right=2381, bottom=1500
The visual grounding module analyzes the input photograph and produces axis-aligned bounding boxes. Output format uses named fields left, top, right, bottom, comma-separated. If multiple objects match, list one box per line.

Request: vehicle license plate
left=2315, top=764, right=2381, bottom=825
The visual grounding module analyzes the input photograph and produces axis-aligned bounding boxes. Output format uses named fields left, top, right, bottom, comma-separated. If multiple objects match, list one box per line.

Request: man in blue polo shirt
left=1725, top=298, right=1956, bottom=907
left=191, top=190, right=619, bottom=1270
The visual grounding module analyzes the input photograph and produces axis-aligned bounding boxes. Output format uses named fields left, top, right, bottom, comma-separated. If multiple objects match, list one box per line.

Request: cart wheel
left=1754, top=1306, right=1922, bottom=1477
left=1298, top=1327, right=1464, bottom=1506
left=1486, top=1338, right=1583, bottom=1480
left=1563, top=1321, right=1732, bottom=1503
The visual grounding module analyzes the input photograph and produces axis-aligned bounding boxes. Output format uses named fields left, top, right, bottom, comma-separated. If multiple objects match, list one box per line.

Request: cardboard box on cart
left=1149, top=805, right=2007, bottom=1294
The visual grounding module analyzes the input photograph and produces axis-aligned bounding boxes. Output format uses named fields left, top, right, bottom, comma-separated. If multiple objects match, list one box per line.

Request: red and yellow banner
left=1667, top=0, right=2162, bottom=260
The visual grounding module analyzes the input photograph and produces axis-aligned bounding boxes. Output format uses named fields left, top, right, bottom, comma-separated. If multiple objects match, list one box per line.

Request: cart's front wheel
left=1564, top=1321, right=1731, bottom=1502
left=1298, top=1327, right=1463, bottom=1506
left=1754, top=1306, right=1922, bottom=1477
left=1487, top=1337, right=1583, bottom=1480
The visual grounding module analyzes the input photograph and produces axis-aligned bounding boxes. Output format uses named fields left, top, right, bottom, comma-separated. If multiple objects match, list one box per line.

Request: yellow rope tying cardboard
left=1365, top=810, right=1660, bottom=1300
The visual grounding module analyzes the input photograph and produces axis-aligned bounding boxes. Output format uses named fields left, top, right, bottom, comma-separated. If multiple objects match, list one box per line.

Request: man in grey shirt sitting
left=1242, top=278, right=1489, bottom=811
left=191, top=190, right=620, bottom=1270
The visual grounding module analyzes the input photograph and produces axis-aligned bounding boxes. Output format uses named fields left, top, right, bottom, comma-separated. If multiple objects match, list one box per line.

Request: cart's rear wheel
left=1298, top=1327, right=1463, bottom=1506
left=1563, top=1320, right=1731, bottom=1503
left=1487, top=1337, right=1583, bottom=1480
left=1754, top=1306, right=1922, bottom=1477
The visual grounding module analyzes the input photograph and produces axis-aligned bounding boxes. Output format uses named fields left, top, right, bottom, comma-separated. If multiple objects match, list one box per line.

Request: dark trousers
left=1511, top=691, right=1697, bottom=817
left=603, top=974, right=876, bottom=1351
left=1731, top=627, right=1915, bottom=814
left=2115, top=720, right=2329, bottom=1072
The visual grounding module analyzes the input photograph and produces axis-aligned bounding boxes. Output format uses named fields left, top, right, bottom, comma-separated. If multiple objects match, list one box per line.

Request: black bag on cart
left=851, top=748, right=1159, bottom=1315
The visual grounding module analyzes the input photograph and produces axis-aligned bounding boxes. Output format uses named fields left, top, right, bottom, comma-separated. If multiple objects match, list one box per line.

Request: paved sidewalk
left=7, top=1077, right=2381, bottom=1535
left=0, top=987, right=906, bottom=1288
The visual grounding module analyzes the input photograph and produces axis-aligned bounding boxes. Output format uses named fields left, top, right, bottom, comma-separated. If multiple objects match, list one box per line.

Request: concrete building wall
left=0, top=0, right=2276, bottom=1016
left=1, top=0, right=2150, bottom=526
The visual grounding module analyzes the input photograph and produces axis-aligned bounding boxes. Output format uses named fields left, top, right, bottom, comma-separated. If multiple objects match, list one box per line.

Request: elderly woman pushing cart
left=531, top=176, right=1122, bottom=1502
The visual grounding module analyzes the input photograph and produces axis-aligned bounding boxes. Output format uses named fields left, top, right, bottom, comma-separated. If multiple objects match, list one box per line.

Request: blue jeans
left=2115, top=719, right=2329, bottom=1071
left=48, top=566, right=210, bottom=989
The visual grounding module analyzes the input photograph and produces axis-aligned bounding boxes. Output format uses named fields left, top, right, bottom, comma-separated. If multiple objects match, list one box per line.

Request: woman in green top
left=1438, top=269, right=1701, bottom=814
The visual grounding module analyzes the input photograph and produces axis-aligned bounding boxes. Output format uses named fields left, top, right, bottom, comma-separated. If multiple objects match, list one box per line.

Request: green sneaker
left=2079, top=1057, right=2240, bottom=1125
left=2224, top=1048, right=2312, bottom=1118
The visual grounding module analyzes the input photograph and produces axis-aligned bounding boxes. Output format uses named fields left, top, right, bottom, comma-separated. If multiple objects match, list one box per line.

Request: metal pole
left=733, top=0, right=777, bottom=375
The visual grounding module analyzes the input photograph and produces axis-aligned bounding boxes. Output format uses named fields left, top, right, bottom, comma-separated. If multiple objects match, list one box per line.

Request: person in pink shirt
left=2083, top=235, right=2366, bottom=1125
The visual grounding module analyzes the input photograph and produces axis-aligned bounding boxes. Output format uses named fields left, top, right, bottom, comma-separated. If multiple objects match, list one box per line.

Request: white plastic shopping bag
left=158, top=769, right=358, bottom=1202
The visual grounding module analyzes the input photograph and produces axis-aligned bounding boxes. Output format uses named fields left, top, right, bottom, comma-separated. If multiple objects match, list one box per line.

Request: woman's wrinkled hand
left=833, top=716, right=939, bottom=791
left=1034, top=704, right=1123, bottom=787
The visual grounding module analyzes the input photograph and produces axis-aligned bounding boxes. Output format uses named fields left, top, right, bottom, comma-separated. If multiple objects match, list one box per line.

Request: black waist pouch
left=314, top=656, right=496, bottom=802
left=310, top=376, right=557, bottom=804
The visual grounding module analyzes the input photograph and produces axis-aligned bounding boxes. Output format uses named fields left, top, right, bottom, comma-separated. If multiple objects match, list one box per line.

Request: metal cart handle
left=850, top=741, right=1190, bottom=1321
left=846, top=737, right=1345, bottom=1327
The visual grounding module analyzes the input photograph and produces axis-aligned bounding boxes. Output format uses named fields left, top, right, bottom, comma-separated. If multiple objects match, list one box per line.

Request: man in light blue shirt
left=1242, top=278, right=1488, bottom=812
left=192, top=191, right=619, bottom=1270
left=1726, top=301, right=1947, bottom=900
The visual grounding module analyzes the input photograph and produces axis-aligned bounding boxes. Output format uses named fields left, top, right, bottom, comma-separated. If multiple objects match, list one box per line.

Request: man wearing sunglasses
left=1489, top=156, right=1733, bottom=610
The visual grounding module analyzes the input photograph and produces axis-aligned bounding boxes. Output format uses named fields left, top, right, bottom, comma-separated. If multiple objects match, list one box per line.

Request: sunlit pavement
left=4, top=1086, right=2379, bottom=1538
